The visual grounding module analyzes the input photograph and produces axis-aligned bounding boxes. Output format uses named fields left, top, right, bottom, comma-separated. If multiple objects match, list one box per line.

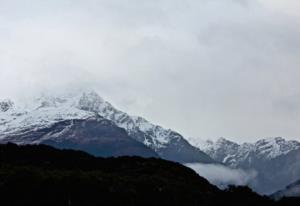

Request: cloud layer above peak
left=1, top=0, right=300, bottom=142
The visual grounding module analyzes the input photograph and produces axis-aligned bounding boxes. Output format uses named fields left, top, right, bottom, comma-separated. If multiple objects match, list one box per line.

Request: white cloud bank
left=185, top=163, right=257, bottom=188
left=1, top=0, right=300, bottom=142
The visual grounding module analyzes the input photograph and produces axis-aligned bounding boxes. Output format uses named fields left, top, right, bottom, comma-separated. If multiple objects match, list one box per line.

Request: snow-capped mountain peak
left=77, top=91, right=105, bottom=111
left=0, top=93, right=98, bottom=139
left=188, top=136, right=300, bottom=194
left=255, top=137, right=300, bottom=159
left=75, top=92, right=181, bottom=149
left=0, top=90, right=215, bottom=163
left=188, top=137, right=242, bottom=165
left=0, top=91, right=181, bottom=150
left=188, top=137, right=300, bottom=165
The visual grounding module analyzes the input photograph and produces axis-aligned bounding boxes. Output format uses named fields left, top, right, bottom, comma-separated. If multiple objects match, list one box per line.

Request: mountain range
left=188, top=137, right=300, bottom=194
left=1, top=91, right=300, bottom=195
left=0, top=91, right=213, bottom=163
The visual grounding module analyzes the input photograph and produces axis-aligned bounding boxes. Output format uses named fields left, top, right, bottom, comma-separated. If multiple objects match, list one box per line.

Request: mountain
left=0, top=143, right=287, bottom=206
left=272, top=180, right=300, bottom=200
left=188, top=137, right=300, bottom=194
left=0, top=91, right=214, bottom=163
left=0, top=117, right=158, bottom=158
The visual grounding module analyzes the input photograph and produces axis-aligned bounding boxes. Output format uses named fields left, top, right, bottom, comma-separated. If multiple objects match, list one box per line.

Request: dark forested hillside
left=0, top=143, right=298, bottom=206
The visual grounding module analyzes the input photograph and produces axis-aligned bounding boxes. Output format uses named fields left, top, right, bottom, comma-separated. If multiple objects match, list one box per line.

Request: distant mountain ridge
left=188, top=137, right=300, bottom=166
left=188, top=137, right=300, bottom=194
left=0, top=91, right=214, bottom=163
left=271, top=180, right=300, bottom=200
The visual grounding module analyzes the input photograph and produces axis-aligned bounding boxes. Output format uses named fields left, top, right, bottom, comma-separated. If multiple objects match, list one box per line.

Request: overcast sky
left=1, top=0, right=300, bottom=142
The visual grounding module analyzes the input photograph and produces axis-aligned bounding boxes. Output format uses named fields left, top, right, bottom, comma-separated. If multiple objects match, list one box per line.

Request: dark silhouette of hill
left=0, top=143, right=299, bottom=206
left=271, top=179, right=300, bottom=200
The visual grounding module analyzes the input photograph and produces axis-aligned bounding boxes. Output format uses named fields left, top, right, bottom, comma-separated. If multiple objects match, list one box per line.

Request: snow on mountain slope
left=188, top=137, right=300, bottom=166
left=1, top=117, right=159, bottom=158
left=0, top=95, right=94, bottom=139
left=0, top=91, right=214, bottom=163
left=188, top=137, right=300, bottom=194
left=254, top=137, right=300, bottom=159
left=76, top=92, right=179, bottom=150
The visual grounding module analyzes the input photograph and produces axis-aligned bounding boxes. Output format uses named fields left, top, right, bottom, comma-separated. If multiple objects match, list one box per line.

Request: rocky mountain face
left=0, top=100, right=14, bottom=112
left=76, top=92, right=214, bottom=163
left=0, top=118, right=158, bottom=158
left=0, top=91, right=214, bottom=163
left=188, top=137, right=300, bottom=194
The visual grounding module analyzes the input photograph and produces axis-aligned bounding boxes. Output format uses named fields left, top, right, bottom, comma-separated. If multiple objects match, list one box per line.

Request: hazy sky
left=1, top=0, right=300, bottom=142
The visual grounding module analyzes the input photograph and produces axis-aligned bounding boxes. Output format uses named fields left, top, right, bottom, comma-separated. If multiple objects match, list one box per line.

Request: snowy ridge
left=76, top=91, right=182, bottom=151
left=254, top=137, right=300, bottom=159
left=189, top=136, right=300, bottom=194
left=0, top=91, right=181, bottom=151
left=0, top=95, right=94, bottom=140
left=188, top=137, right=300, bottom=167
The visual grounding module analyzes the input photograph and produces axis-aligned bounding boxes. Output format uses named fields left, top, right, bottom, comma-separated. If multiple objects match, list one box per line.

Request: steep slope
left=188, top=137, right=300, bottom=194
left=0, top=95, right=94, bottom=138
left=188, top=138, right=242, bottom=166
left=0, top=118, right=158, bottom=158
left=272, top=180, right=300, bottom=200
left=0, top=91, right=214, bottom=163
left=76, top=92, right=214, bottom=163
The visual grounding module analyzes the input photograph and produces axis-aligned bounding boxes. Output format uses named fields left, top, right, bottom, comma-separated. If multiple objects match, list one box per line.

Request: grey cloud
left=0, top=0, right=300, bottom=142
left=185, top=163, right=257, bottom=188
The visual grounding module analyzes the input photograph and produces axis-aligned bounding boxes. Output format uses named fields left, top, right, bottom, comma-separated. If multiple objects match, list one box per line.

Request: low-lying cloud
left=185, top=163, right=257, bottom=188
